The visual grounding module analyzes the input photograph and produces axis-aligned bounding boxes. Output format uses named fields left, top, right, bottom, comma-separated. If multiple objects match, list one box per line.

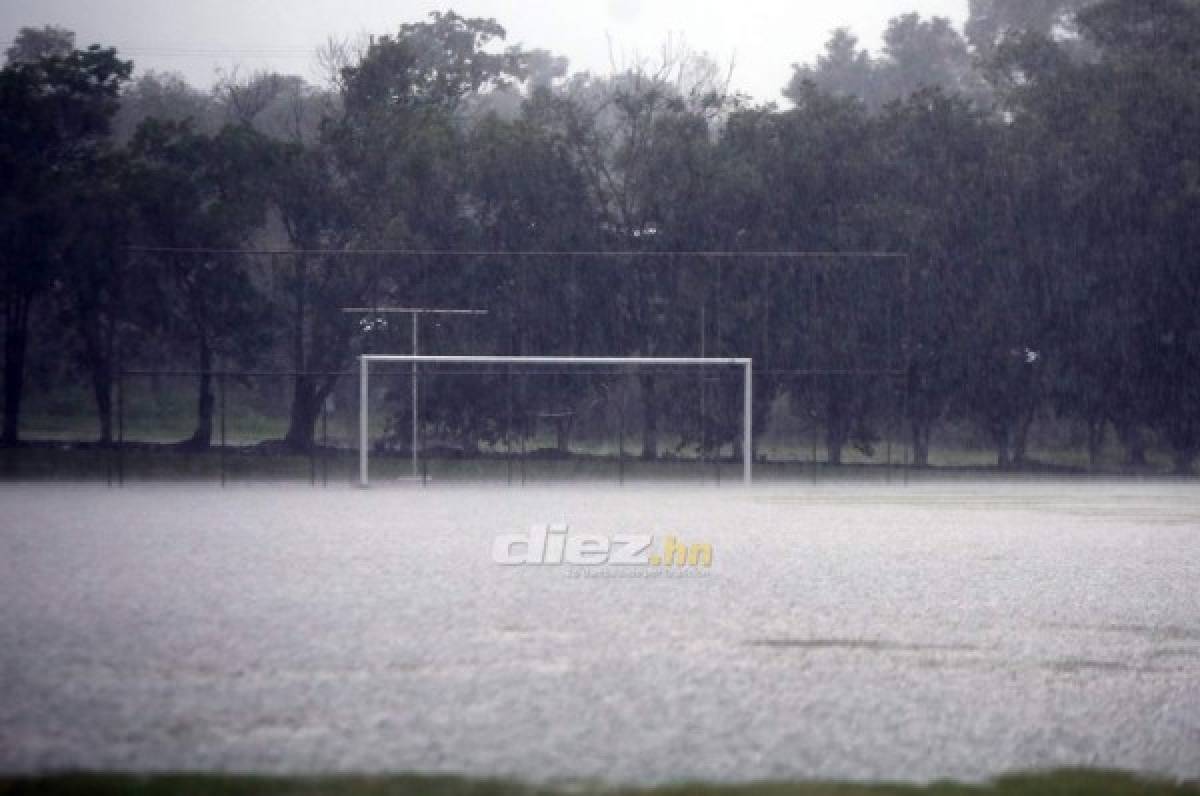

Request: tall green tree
left=125, top=120, right=275, bottom=448
left=785, top=30, right=878, bottom=107
left=787, top=16, right=988, bottom=111
left=210, top=70, right=352, bottom=452
left=756, top=86, right=887, bottom=465
left=269, top=142, right=360, bottom=453
left=993, top=0, right=1200, bottom=472
left=546, top=48, right=736, bottom=459
left=4, top=25, right=75, bottom=64
left=967, top=0, right=1095, bottom=55
left=327, top=11, right=529, bottom=249
left=876, top=89, right=996, bottom=466
left=313, top=12, right=533, bottom=453
left=460, top=106, right=601, bottom=453
left=54, top=151, right=133, bottom=444
left=0, top=34, right=130, bottom=444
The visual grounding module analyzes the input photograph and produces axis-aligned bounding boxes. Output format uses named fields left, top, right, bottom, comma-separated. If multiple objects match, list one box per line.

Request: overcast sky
left=1, top=0, right=968, bottom=103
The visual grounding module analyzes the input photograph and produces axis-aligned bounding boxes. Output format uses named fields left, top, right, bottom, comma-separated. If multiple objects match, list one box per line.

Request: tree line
left=1, top=0, right=1198, bottom=472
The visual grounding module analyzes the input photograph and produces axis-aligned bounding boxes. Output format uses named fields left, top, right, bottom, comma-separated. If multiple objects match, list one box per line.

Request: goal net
left=357, top=356, right=754, bottom=487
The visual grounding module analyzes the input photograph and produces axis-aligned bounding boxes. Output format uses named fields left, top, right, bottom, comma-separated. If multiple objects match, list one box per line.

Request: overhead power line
left=126, top=247, right=909, bottom=260
left=108, top=45, right=318, bottom=58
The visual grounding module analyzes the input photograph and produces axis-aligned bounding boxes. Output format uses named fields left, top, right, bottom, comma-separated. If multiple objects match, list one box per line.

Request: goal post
left=358, top=355, right=755, bottom=487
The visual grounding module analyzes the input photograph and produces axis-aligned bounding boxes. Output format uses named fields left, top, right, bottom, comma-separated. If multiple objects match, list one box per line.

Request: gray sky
left=1, top=0, right=967, bottom=103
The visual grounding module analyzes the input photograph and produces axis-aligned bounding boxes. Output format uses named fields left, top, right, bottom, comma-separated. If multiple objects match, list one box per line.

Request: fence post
left=744, top=361, right=753, bottom=486
left=321, top=392, right=329, bottom=488
left=117, top=369, right=125, bottom=487
left=359, top=357, right=368, bottom=488
left=219, top=371, right=226, bottom=488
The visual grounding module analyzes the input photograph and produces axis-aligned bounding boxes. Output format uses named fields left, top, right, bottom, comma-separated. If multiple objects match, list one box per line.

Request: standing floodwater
left=0, top=481, right=1197, bottom=783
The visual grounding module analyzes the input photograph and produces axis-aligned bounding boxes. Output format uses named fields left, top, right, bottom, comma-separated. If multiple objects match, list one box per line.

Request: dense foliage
left=1, top=2, right=1198, bottom=472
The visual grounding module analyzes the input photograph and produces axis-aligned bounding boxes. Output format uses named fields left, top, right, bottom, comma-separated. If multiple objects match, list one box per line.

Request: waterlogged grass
left=0, top=445, right=350, bottom=484
left=20, top=380, right=297, bottom=446
left=7, top=385, right=1185, bottom=479
left=0, top=771, right=1196, bottom=796
left=2, top=442, right=1193, bottom=485
left=0, top=445, right=797, bottom=484
left=15, top=376, right=1185, bottom=476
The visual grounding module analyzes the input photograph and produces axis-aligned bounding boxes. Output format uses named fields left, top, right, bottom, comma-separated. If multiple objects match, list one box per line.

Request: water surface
left=1, top=480, right=1197, bottom=783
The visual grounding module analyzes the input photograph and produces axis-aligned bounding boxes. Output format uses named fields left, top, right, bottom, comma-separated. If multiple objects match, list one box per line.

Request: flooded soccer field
left=0, top=480, right=1197, bottom=785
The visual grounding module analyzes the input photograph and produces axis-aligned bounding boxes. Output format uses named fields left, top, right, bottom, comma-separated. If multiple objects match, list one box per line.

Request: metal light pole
left=343, top=307, right=488, bottom=479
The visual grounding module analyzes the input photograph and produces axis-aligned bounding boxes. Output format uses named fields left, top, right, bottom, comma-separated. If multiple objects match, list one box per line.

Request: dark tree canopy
left=2, top=4, right=1198, bottom=473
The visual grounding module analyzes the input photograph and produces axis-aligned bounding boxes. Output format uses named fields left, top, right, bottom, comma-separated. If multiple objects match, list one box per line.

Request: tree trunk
left=994, top=429, right=1012, bottom=470
left=827, top=422, right=847, bottom=466
left=554, top=415, right=573, bottom=455
left=1169, top=422, right=1198, bottom=475
left=2, top=296, right=31, bottom=446
left=283, top=256, right=311, bottom=451
left=79, top=308, right=114, bottom=445
left=91, top=359, right=113, bottom=445
left=1012, top=411, right=1035, bottom=467
left=1086, top=417, right=1106, bottom=472
left=185, top=336, right=214, bottom=449
left=284, top=375, right=321, bottom=452
left=639, top=372, right=658, bottom=461
left=1116, top=421, right=1148, bottom=468
left=911, top=418, right=931, bottom=468
left=826, top=391, right=849, bottom=466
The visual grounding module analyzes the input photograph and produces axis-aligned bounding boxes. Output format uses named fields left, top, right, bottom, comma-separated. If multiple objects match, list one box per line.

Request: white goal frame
left=358, top=355, right=755, bottom=487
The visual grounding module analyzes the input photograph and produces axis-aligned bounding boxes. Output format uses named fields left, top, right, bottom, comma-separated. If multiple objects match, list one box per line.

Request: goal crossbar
left=358, top=355, right=754, bottom=486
